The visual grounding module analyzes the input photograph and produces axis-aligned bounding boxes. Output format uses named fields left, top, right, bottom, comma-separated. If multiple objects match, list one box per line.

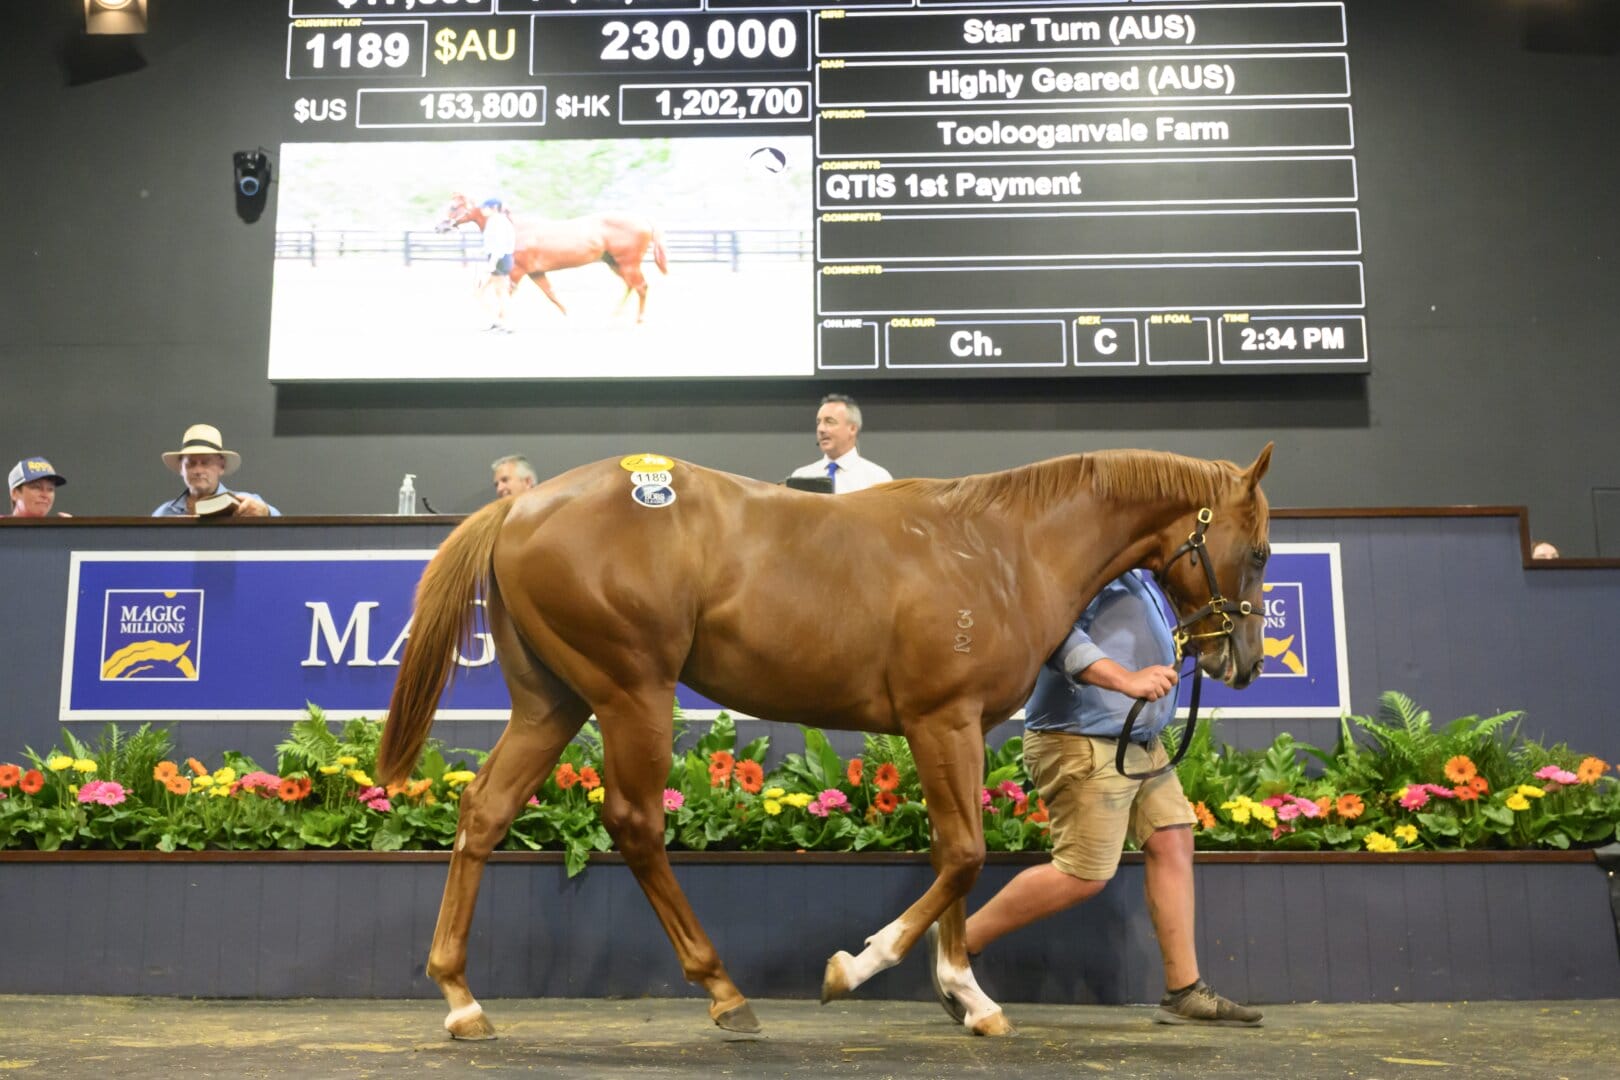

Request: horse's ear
left=1246, top=442, right=1274, bottom=487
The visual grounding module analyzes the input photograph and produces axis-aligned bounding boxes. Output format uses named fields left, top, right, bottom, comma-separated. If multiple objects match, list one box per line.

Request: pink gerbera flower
left=998, top=781, right=1026, bottom=802
left=1535, top=765, right=1579, bottom=786
left=663, top=788, right=684, bottom=812
left=818, top=789, right=849, bottom=812
left=1398, top=786, right=1430, bottom=810
left=76, top=780, right=127, bottom=806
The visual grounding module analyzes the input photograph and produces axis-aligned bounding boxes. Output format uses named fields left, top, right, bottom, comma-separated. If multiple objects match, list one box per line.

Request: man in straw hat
left=151, top=424, right=279, bottom=517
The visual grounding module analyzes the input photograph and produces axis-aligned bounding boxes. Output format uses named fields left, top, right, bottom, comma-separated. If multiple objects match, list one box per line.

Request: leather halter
left=1115, top=507, right=1261, bottom=781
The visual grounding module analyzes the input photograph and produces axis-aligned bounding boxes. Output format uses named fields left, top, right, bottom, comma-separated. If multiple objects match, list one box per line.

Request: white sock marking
left=444, top=1001, right=484, bottom=1030
left=840, top=919, right=907, bottom=991
left=935, top=953, right=1001, bottom=1028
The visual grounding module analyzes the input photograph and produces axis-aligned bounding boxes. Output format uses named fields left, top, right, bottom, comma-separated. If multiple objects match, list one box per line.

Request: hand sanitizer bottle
left=397, top=474, right=417, bottom=515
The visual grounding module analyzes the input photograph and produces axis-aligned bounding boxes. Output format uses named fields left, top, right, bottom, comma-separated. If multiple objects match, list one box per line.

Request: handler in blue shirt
left=151, top=424, right=279, bottom=518
left=935, top=570, right=1261, bottom=1027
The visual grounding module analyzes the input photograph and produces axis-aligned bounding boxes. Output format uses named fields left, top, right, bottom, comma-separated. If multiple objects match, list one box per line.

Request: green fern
left=275, top=704, right=342, bottom=775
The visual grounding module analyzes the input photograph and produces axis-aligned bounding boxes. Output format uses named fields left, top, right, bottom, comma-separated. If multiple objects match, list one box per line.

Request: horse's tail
left=651, top=227, right=668, bottom=275
left=377, top=497, right=517, bottom=785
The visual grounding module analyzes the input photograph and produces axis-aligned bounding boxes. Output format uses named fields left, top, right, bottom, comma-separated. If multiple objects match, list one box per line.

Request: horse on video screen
left=378, top=445, right=1274, bottom=1040
left=437, top=193, right=668, bottom=322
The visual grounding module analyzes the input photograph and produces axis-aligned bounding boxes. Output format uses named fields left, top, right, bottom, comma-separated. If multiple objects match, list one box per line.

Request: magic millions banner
left=1172, top=543, right=1351, bottom=718
left=62, top=546, right=1348, bottom=723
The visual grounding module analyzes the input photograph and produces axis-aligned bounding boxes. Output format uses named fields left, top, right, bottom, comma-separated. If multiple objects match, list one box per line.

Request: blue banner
left=1171, top=543, right=1350, bottom=718
left=62, top=551, right=724, bottom=722
left=62, top=545, right=1347, bottom=723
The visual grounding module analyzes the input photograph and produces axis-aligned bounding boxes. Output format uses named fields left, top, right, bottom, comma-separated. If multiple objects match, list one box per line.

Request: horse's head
left=1153, top=443, right=1274, bottom=690
left=436, top=193, right=480, bottom=233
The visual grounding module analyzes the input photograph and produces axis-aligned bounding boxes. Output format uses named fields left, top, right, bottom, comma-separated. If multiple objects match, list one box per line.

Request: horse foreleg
left=597, top=693, right=759, bottom=1034
left=820, top=714, right=1012, bottom=1035
left=529, top=271, right=568, bottom=316
left=427, top=619, right=589, bottom=1039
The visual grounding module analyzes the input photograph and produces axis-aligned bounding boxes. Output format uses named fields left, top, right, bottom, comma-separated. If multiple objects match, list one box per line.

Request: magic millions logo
left=1259, top=582, right=1308, bottom=678
left=100, top=589, right=204, bottom=681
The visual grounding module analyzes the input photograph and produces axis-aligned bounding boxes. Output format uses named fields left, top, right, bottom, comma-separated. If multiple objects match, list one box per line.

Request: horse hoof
left=445, top=1004, right=497, bottom=1041
left=970, top=1010, right=1016, bottom=1038
left=820, top=951, right=856, bottom=1004
left=713, top=1001, right=762, bottom=1034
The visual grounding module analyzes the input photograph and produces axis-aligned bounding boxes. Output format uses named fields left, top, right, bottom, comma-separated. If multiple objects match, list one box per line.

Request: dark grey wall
left=2, top=2, right=1618, bottom=548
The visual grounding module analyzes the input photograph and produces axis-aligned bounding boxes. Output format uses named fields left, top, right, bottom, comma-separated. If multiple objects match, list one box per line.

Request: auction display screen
left=268, top=0, right=1366, bottom=380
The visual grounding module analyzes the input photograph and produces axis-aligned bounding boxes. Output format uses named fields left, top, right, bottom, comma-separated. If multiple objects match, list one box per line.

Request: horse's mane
left=884, top=449, right=1266, bottom=534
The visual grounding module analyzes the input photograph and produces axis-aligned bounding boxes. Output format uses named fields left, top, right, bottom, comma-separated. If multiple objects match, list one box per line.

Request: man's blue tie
left=825, top=460, right=837, bottom=492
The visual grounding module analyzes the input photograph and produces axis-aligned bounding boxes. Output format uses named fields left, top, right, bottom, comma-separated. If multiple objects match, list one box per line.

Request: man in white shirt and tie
left=789, top=393, right=894, bottom=494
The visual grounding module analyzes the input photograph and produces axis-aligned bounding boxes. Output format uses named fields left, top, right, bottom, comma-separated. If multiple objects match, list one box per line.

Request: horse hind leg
left=594, top=688, right=760, bottom=1034
left=427, top=596, right=589, bottom=1039
left=820, top=712, right=1013, bottom=1036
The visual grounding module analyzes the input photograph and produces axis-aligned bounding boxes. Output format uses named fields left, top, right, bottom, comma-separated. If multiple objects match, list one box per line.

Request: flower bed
left=1, top=694, right=1615, bottom=873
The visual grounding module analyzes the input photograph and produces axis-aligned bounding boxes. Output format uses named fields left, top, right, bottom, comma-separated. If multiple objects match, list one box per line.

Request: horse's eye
left=1251, top=549, right=1268, bottom=568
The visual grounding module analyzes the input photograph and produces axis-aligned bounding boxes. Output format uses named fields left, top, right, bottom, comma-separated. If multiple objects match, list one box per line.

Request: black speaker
left=233, top=150, right=271, bottom=198
left=233, top=149, right=271, bottom=223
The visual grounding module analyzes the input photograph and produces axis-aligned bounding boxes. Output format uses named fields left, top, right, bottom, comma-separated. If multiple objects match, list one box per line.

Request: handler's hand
left=234, top=496, right=270, bottom=518
left=1119, top=665, right=1179, bottom=701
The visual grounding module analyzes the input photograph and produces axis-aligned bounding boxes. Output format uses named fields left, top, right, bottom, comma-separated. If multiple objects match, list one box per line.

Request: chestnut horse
left=378, top=446, right=1274, bottom=1040
left=436, top=193, right=668, bottom=322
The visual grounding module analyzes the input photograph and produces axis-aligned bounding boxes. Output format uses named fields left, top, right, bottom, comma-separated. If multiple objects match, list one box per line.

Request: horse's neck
left=1028, top=488, right=1189, bottom=614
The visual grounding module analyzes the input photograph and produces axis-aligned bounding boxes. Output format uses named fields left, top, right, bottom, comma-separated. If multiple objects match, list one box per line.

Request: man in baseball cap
left=8, top=456, right=69, bottom=517
left=151, top=424, right=279, bottom=518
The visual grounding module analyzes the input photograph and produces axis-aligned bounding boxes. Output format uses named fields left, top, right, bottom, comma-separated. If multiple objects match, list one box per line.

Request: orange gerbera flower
left=1577, top=757, right=1609, bottom=785
left=165, top=775, right=192, bottom=796
left=579, top=765, right=601, bottom=791
left=152, top=760, right=178, bottom=782
left=1314, top=795, right=1334, bottom=818
left=847, top=758, right=864, bottom=786
left=1453, top=784, right=1479, bottom=802
left=1443, top=756, right=1477, bottom=784
left=555, top=763, right=581, bottom=790
left=1029, top=797, right=1050, bottom=824
left=385, top=780, right=406, bottom=798
left=19, top=770, right=45, bottom=795
left=874, top=791, right=899, bottom=814
left=1192, top=801, right=1216, bottom=830
left=735, top=759, right=764, bottom=794
left=873, top=762, right=901, bottom=792
left=708, top=751, right=734, bottom=787
left=186, top=757, right=208, bottom=776
left=1335, top=793, right=1365, bottom=820
left=0, top=764, right=19, bottom=789
left=278, top=778, right=304, bottom=801
left=406, top=778, right=432, bottom=798
left=1470, top=775, right=1489, bottom=794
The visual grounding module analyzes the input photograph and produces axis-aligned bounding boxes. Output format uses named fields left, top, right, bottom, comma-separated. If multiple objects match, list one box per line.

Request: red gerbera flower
left=874, top=791, right=899, bottom=814
left=708, top=751, right=734, bottom=787
left=19, top=770, right=45, bottom=795
left=846, top=758, right=864, bottom=786
left=579, top=765, right=601, bottom=791
left=555, top=763, right=580, bottom=790
left=873, top=762, right=900, bottom=792
left=0, top=764, right=19, bottom=789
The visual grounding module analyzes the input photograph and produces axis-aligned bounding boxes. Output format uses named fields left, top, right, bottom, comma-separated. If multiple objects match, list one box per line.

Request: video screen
left=268, top=136, right=814, bottom=380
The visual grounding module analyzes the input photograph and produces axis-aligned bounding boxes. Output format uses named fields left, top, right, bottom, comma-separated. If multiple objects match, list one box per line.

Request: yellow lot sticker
left=620, top=453, right=674, bottom=472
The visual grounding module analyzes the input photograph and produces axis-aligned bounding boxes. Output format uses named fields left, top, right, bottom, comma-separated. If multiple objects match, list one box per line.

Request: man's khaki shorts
left=1023, top=729, right=1196, bottom=881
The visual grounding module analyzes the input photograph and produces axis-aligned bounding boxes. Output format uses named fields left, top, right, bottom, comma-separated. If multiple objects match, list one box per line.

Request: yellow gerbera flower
left=442, top=770, right=477, bottom=786
left=1516, top=785, right=1545, bottom=799
left=337, top=755, right=358, bottom=767
left=764, top=787, right=785, bottom=799
left=193, top=774, right=215, bottom=788
left=1505, top=793, right=1530, bottom=811
left=318, top=764, right=341, bottom=775
left=1363, top=831, right=1397, bottom=853
left=587, top=786, right=606, bottom=804
left=1394, top=824, right=1418, bottom=844
left=347, top=770, right=375, bottom=787
left=47, top=755, right=74, bottom=772
left=782, top=792, right=813, bottom=809
left=73, top=759, right=97, bottom=774
left=212, top=767, right=236, bottom=786
left=763, top=799, right=782, bottom=816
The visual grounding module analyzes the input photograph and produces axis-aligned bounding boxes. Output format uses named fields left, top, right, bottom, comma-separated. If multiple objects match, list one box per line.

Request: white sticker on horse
left=632, top=484, right=677, bottom=509
left=631, top=470, right=673, bottom=486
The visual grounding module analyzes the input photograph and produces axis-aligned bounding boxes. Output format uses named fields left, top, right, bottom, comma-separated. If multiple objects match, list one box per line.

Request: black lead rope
left=1115, top=658, right=1203, bottom=781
